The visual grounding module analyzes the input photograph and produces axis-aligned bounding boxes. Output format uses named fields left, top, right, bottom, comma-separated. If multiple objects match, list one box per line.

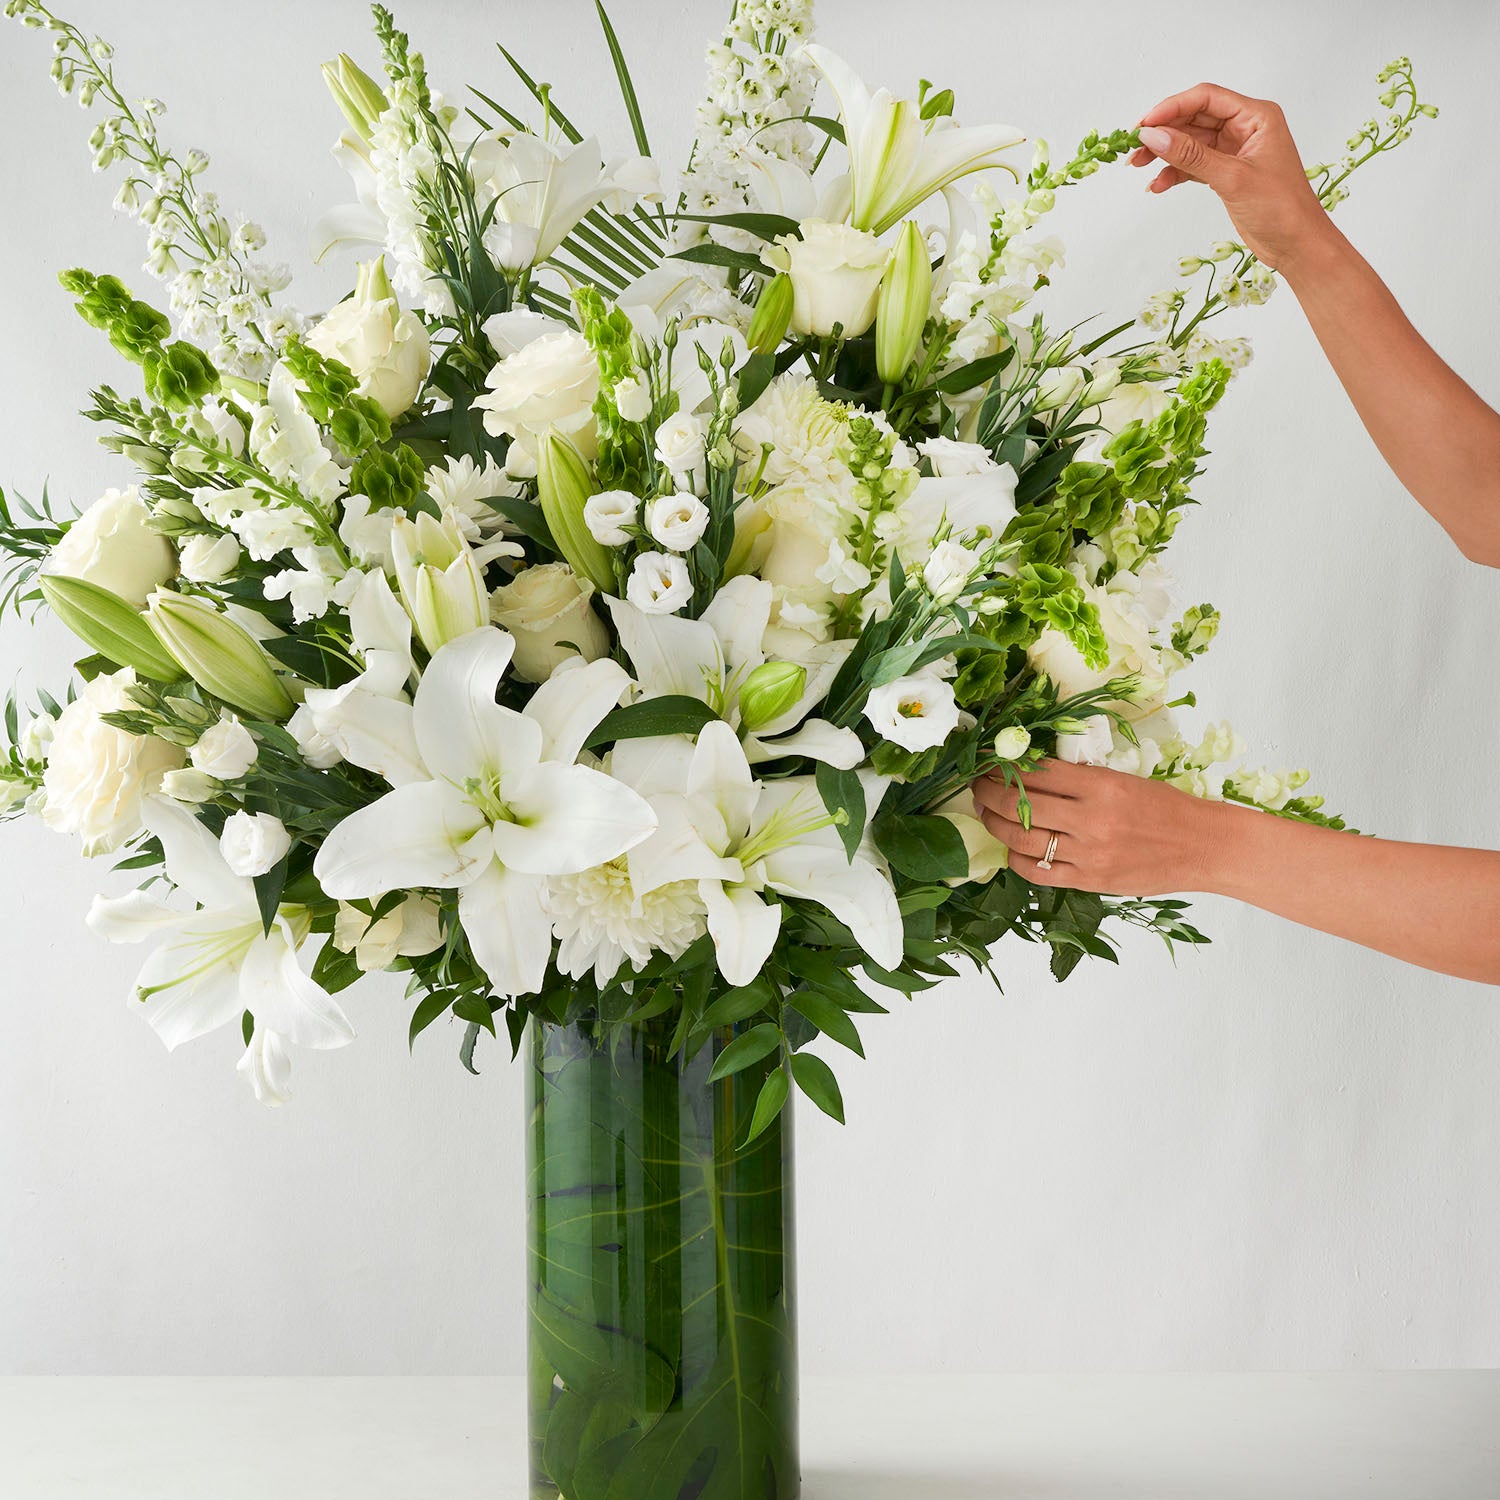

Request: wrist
left=1274, top=214, right=1351, bottom=287
left=1186, top=795, right=1265, bottom=897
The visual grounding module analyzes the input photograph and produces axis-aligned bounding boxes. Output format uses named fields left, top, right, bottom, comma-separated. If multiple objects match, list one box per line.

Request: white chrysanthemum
left=546, top=859, right=707, bottom=987
left=734, top=374, right=852, bottom=490
left=425, top=454, right=515, bottom=540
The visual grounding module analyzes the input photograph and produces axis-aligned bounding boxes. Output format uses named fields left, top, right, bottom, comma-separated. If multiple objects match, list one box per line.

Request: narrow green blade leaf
left=594, top=1, right=651, bottom=156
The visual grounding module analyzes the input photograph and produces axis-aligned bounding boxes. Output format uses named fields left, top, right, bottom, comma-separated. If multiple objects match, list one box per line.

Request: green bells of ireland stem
left=747, top=274, right=795, bottom=356
left=536, top=431, right=616, bottom=596
left=145, top=591, right=294, bottom=722
left=738, top=661, right=806, bottom=732
left=875, top=220, right=932, bottom=383
left=321, top=53, right=389, bottom=141
left=39, top=574, right=182, bottom=683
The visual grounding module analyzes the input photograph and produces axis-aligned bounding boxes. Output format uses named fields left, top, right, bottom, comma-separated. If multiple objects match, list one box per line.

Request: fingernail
left=1137, top=126, right=1171, bottom=153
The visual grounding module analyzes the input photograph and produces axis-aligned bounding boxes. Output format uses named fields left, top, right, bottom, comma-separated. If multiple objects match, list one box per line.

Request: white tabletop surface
left=2, top=1373, right=1497, bottom=1499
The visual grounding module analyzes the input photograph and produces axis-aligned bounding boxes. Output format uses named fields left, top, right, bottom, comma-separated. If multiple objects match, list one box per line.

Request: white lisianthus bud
left=922, top=540, right=978, bottom=604
left=40, top=669, right=183, bottom=856
left=583, top=489, right=639, bottom=547
left=992, top=726, right=1031, bottom=761
left=190, top=713, right=259, bottom=780
left=626, top=551, right=693, bottom=615
left=614, top=374, right=651, bottom=423
left=489, top=563, right=611, bottom=683
left=159, top=767, right=220, bottom=803
left=765, top=219, right=889, bottom=338
left=177, top=532, right=242, bottom=583
left=644, top=492, right=711, bottom=553
left=219, top=810, right=291, bottom=877
left=864, top=674, right=961, bottom=752
left=21, top=714, right=56, bottom=764
left=653, top=412, right=708, bottom=479
left=46, top=486, right=176, bottom=607
left=306, top=255, right=432, bottom=419
left=1034, top=364, right=1086, bottom=413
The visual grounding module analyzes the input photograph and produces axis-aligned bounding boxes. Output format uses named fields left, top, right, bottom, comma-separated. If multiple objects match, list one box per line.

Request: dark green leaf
left=744, top=1065, right=791, bottom=1142
left=707, top=1022, right=782, bottom=1083
left=790, top=1052, right=844, bottom=1124
left=814, top=762, right=866, bottom=862
left=252, top=857, right=288, bottom=938
left=788, top=991, right=864, bottom=1057
left=670, top=243, right=769, bottom=274
left=583, top=694, right=719, bottom=750
left=408, top=990, right=454, bottom=1050
left=874, top=812, right=970, bottom=882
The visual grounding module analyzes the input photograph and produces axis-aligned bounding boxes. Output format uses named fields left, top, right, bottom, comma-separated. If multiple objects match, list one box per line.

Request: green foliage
left=575, top=283, right=649, bottom=492
left=348, top=443, right=427, bottom=511
left=280, top=338, right=392, bottom=454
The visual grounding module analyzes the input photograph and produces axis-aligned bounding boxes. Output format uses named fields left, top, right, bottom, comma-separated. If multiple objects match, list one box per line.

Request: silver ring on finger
left=1037, top=830, right=1060, bottom=871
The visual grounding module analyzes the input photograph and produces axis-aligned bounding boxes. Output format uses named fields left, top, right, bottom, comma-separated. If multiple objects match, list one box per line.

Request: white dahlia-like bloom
left=734, top=373, right=851, bottom=491
left=546, top=858, right=707, bottom=987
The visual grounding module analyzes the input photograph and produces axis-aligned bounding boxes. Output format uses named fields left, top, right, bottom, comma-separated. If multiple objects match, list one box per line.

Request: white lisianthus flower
left=219, top=810, right=292, bottom=877
left=177, top=532, right=242, bottom=583
left=21, top=713, right=55, bottom=765
left=306, top=255, right=431, bottom=418
left=159, top=768, right=220, bottom=804
left=489, top=563, right=611, bottom=683
left=190, top=714, right=259, bottom=781
left=864, top=673, right=961, bottom=752
left=765, top=219, right=888, bottom=337
left=286, top=704, right=344, bottom=770
left=653, top=412, right=708, bottom=480
left=1055, top=715, right=1114, bottom=766
left=922, top=540, right=978, bottom=603
left=584, top=489, right=639, bottom=547
left=46, top=486, right=176, bottom=607
left=917, top=436, right=996, bottom=477
left=1035, top=364, right=1087, bottom=413
left=333, top=894, right=445, bottom=972
left=614, top=374, right=652, bottom=423
left=40, top=669, right=183, bottom=856
left=626, top=551, right=693, bottom=615
left=474, top=328, right=600, bottom=476
left=644, top=492, right=711, bottom=553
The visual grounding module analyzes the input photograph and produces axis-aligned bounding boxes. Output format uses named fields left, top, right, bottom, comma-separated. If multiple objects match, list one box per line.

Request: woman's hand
left=1132, top=83, right=1333, bottom=275
left=971, top=759, right=1219, bottom=896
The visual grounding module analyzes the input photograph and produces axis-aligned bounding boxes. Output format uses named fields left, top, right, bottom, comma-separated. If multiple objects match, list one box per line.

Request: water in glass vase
left=526, top=1014, right=799, bottom=1500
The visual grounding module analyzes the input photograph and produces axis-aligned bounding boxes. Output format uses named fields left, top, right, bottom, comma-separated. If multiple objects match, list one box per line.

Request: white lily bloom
left=803, top=45, right=1025, bottom=234
left=87, top=797, right=355, bottom=1100
left=313, top=627, right=657, bottom=998
left=617, top=722, right=902, bottom=987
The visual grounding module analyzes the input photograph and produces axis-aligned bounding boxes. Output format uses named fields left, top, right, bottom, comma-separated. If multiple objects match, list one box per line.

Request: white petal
left=238, top=1028, right=293, bottom=1106
left=604, top=594, right=723, bottom=703
left=628, top=795, right=744, bottom=897
left=523, top=657, right=632, bottom=766
left=762, top=845, right=903, bottom=970
left=745, top=719, right=864, bottom=769
left=459, top=860, right=552, bottom=997
left=688, top=720, right=758, bottom=845
left=608, top=733, right=697, bottom=798
left=310, top=203, right=387, bottom=263
left=141, top=796, right=251, bottom=911
left=86, top=890, right=181, bottom=943
left=701, top=879, right=782, bottom=987
left=492, top=763, right=657, bottom=875
left=304, top=684, right=426, bottom=787
left=240, top=927, right=356, bottom=1050
left=348, top=570, right=413, bottom=662
left=700, top=575, right=772, bottom=676
left=132, top=917, right=253, bottom=1050
left=413, top=627, right=539, bottom=783
left=314, top=781, right=493, bottom=898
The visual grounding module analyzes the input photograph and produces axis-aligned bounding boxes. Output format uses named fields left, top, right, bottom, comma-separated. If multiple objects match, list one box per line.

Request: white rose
left=765, top=219, right=889, bottom=338
left=46, top=486, right=176, bottom=607
left=160, top=767, right=220, bottom=803
left=306, top=256, right=432, bottom=418
left=917, top=437, right=997, bottom=478
left=614, top=374, right=652, bottom=423
left=653, top=412, right=707, bottom=479
left=1027, top=579, right=1161, bottom=703
left=190, top=714, right=259, bottom=780
left=644, top=492, right=710, bottom=553
left=922, top=540, right=978, bottom=604
left=864, top=673, right=961, bottom=753
left=177, top=532, right=243, bottom=583
left=287, top=704, right=343, bottom=769
left=219, top=810, right=291, bottom=877
left=489, top=563, right=611, bottom=683
left=40, top=669, right=183, bottom=855
left=333, top=894, right=445, bottom=972
left=584, top=489, right=639, bottom=547
left=626, top=551, right=693, bottom=615
left=475, top=328, right=600, bottom=473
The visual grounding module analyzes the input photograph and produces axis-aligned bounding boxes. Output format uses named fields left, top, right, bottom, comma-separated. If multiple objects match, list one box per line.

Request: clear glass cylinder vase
left=526, top=1013, right=799, bottom=1500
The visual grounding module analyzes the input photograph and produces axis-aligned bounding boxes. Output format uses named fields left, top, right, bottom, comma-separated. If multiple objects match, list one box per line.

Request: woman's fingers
left=1139, top=82, right=1259, bottom=131
left=971, top=778, right=1077, bottom=832
left=977, top=810, right=1070, bottom=871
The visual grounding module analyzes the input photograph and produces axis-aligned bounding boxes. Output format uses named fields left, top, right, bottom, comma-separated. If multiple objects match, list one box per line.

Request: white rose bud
left=922, top=540, right=978, bottom=604
left=864, top=673, right=961, bottom=753
left=992, top=726, right=1031, bottom=761
left=306, top=255, right=431, bottom=418
left=765, top=219, right=890, bottom=338
left=190, top=713, right=259, bottom=780
left=219, top=810, right=291, bottom=877
left=489, top=562, right=610, bottom=683
left=584, top=489, right=639, bottom=547
left=626, top=551, right=693, bottom=615
left=614, top=373, right=652, bottom=423
left=653, top=412, right=707, bottom=479
left=46, top=486, right=176, bottom=607
left=177, top=532, right=243, bottom=583
left=644, top=492, right=711, bottom=553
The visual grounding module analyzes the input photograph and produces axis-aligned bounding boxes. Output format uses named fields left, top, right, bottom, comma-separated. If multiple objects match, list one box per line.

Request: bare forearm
left=1284, top=226, right=1500, bottom=564
left=1197, top=798, right=1500, bottom=984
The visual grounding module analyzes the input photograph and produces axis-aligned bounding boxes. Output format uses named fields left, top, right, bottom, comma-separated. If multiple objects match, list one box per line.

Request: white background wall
left=2, top=0, right=1498, bottom=1377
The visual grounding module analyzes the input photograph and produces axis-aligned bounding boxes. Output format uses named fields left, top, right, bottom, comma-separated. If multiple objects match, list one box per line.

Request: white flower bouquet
left=0, top=0, right=1430, bottom=1127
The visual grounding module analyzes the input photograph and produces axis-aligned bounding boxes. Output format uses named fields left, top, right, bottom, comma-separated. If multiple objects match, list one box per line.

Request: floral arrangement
left=0, top=0, right=1431, bottom=1123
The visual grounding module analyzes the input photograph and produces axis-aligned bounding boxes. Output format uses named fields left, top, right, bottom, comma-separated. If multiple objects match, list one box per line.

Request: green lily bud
left=746, top=274, right=794, bottom=355
left=390, top=509, right=490, bottom=656
left=875, top=220, right=932, bottom=383
left=39, top=574, right=183, bottom=682
left=536, top=431, right=617, bottom=596
left=738, top=661, right=806, bottom=732
left=321, top=54, right=389, bottom=141
left=992, top=725, right=1031, bottom=761
left=146, top=591, right=294, bottom=721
